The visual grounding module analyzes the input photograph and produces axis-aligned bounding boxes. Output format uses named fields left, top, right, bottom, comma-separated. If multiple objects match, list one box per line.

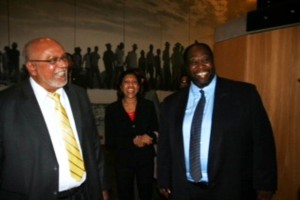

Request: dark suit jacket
left=0, top=80, right=103, bottom=200
left=157, top=77, right=277, bottom=200
left=105, top=97, right=158, bottom=164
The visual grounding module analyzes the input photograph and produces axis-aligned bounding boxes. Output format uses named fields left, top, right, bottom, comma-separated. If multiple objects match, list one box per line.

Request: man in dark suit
left=157, top=43, right=277, bottom=200
left=0, top=37, right=103, bottom=200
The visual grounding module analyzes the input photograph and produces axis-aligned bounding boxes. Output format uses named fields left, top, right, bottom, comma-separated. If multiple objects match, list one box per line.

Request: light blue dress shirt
left=183, top=75, right=216, bottom=182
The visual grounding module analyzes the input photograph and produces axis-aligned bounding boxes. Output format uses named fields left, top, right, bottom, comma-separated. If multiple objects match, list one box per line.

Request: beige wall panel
left=214, top=36, right=247, bottom=81
left=214, top=25, right=300, bottom=200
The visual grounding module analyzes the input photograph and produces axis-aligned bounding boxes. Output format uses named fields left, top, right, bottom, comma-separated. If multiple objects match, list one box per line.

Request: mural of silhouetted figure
left=138, top=50, right=147, bottom=76
left=171, top=43, right=183, bottom=90
left=20, top=64, right=29, bottom=81
left=90, top=46, right=102, bottom=88
left=125, top=43, right=138, bottom=70
left=71, top=47, right=83, bottom=85
left=65, top=53, right=74, bottom=84
left=9, top=42, right=20, bottom=82
left=103, top=43, right=115, bottom=89
left=154, top=48, right=162, bottom=90
left=163, top=42, right=171, bottom=90
left=113, top=42, right=125, bottom=88
left=1, top=46, right=10, bottom=83
left=0, top=51, right=3, bottom=82
left=146, top=44, right=155, bottom=86
left=82, top=47, right=92, bottom=73
left=72, top=47, right=83, bottom=71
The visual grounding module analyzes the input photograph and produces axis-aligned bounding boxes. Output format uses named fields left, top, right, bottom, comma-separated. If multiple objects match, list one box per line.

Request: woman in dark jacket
left=105, top=69, right=158, bottom=200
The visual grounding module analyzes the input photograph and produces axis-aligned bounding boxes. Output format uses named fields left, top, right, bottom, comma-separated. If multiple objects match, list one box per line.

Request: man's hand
left=102, top=190, right=110, bottom=200
left=159, top=188, right=171, bottom=199
left=257, top=190, right=274, bottom=200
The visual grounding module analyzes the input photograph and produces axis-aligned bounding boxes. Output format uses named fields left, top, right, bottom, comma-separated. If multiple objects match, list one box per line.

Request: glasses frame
left=29, top=55, right=69, bottom=65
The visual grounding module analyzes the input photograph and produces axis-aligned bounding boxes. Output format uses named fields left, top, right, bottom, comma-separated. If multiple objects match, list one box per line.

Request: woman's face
left=120, top=74, right=140, bottom=99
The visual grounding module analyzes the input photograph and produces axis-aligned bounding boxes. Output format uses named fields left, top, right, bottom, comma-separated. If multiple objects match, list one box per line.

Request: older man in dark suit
left=0, top=37, right=103, bottom=200
left=157, top=43, right=277, bottom=200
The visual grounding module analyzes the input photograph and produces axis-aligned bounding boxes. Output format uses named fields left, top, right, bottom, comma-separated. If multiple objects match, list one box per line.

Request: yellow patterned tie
left=49, top=93, right=85, bottom=181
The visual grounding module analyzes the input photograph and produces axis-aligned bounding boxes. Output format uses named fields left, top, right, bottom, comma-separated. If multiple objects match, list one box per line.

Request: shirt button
left=54, top=166, right=58, bottom=171
left=132, top=124, right=135, bottom=128
left=53, top=191, right=57, bottom=195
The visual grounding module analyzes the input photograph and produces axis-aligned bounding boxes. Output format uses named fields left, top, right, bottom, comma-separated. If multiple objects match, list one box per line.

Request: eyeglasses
left=29, top=55, right=69, bottom=65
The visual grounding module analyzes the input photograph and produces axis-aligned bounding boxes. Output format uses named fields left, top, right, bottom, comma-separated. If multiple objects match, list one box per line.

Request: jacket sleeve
left=157, top=99, right=172, bottom=189
left=250, top=86, right=277, bottom=191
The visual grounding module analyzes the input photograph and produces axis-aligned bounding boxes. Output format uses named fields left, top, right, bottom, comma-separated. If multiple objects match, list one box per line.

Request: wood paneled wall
left=214, top=25, right=300, bottom=200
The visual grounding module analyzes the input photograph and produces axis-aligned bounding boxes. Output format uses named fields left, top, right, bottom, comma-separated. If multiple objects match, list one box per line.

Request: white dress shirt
left=183, top=75, right=216, bottom=182
left=30, top=78, right=86, bottom=191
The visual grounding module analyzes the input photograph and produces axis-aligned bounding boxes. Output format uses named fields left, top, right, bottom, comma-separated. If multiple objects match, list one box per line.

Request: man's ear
left=26, top=62, right=37, bottom=77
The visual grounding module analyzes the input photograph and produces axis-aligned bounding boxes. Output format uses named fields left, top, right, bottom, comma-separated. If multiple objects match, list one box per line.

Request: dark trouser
left=186, top=181, right=256, bottom=200
left=187, top=181, right=216, bottom=200
left=116, top=159, right=154, bottom=200
left=57, top=183, right=87, bottom=200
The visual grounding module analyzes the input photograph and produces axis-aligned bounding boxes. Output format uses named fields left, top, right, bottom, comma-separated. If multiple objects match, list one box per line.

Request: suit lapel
left=19, top=80, right=56, bottom=152
left=174, top=89, right=189, bottom=172
left=208, top=78, right=230, bottom=182
left=176, top=89, right=189, bottom=132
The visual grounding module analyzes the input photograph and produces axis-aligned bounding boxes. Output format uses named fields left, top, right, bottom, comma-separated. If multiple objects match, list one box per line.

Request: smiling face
left=186, top=45, right=215, bottom=88
left=120, top=74, right=140, bottom=100
left=25, top=38, right=69, bottom=92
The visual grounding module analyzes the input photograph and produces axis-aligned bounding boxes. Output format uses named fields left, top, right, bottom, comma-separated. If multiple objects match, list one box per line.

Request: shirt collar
left=30, top=77, right=64, bottom=102
left=190, top=75, right=217, bottom=98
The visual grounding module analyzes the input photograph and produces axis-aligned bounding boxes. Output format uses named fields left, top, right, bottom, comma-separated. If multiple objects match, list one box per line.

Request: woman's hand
left=133, top=134, right=153, bottom=147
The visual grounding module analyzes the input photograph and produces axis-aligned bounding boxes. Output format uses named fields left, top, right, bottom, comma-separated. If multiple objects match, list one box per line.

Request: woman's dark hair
left=132, top=68, right=150, bottom=96
left=116, top=69, right=142, bottom=100
left=183, top=43, right=214, bottom=67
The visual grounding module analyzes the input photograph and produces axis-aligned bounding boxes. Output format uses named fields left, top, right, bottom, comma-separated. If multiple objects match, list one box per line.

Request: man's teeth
left=56, top=71, right=65, bottom=76
left=197, top=72, right=207, bottom=77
